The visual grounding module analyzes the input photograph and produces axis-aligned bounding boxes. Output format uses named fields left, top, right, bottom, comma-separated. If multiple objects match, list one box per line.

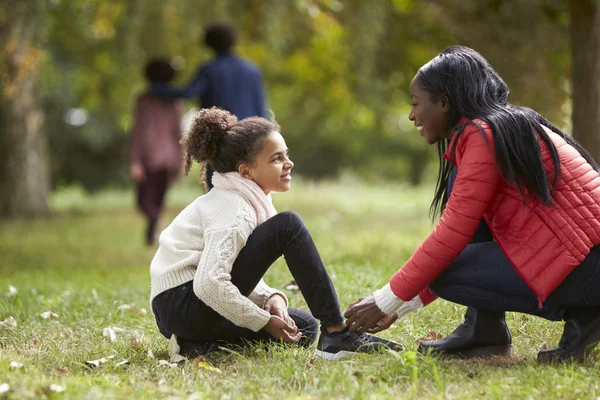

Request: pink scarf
left=211, top=172, right=277, bottom=225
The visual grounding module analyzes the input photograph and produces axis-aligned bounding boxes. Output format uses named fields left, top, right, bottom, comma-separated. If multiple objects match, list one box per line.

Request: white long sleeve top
left=149, top=188, right=287, bottom=332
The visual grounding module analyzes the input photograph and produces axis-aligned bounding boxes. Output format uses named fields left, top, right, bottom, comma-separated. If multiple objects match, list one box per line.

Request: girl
left=150, top=107, right=402, bottom=360
left=345, top=46, right=600, bottom=363
left=130, top=59, right=183, bottom=246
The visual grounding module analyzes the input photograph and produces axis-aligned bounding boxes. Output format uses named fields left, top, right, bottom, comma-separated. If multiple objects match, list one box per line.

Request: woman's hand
left=344, top=296, right=387, bottom=333
left=366, top=313, right=398, bottom=334
left=263, top=315, right=301, bottom=343
left=265, top=294, right=297, bottom=331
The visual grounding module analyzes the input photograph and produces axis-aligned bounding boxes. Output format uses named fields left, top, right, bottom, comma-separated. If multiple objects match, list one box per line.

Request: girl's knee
left=275, top=211, right=305, bottom=229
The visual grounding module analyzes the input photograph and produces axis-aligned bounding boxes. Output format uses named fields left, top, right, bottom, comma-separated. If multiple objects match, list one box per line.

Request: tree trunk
left=571, top=0, right=600, bottom=161
left=0, top=1, right=49, bottom=217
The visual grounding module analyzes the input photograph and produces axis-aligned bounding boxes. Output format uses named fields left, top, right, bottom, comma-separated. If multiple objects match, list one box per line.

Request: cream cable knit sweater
left=149, top=188, right=287, bottom=332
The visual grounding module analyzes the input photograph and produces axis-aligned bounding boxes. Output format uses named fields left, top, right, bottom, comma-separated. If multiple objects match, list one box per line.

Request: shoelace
left=343, top=331, right=372, bottom=346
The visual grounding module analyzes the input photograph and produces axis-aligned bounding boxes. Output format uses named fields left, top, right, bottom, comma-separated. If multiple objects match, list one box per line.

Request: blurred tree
left=2, top=0, right=597, bottom=211
left=0, top=0, right=50, bottom=217
left=570, top=0, right=600, bottom=161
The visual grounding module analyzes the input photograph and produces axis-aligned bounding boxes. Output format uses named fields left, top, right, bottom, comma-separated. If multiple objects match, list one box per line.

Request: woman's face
left=408, top=76, right=450, bottom=145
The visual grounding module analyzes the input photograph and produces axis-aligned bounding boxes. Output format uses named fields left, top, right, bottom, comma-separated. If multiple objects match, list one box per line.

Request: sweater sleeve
left=192, top=225, right=271, bottom=332
left=389, top=126, right=501, bottom=301
left=248, top=279, right=288, bottom=309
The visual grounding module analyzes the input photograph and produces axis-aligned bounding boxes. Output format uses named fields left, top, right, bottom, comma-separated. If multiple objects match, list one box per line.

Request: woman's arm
left=389, top=125, right=500, bottom=302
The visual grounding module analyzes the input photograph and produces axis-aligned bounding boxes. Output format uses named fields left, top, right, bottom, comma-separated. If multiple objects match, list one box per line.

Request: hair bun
left=181, top=107, right=238, bottom=166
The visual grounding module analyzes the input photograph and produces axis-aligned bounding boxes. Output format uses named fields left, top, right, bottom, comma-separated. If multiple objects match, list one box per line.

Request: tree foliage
left=9, top=0, right=580, bottom=191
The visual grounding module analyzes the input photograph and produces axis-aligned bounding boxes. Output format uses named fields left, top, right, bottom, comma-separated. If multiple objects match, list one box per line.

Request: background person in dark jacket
left=152, top=23, right=268, bottom=188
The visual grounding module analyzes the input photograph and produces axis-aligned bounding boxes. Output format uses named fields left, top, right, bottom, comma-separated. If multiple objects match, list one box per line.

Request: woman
left=345, top=46, right=600, bottom=363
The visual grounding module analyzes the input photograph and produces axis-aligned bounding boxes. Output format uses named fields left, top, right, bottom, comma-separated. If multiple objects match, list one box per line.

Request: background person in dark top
left=152, top=23, right=268, bottom=188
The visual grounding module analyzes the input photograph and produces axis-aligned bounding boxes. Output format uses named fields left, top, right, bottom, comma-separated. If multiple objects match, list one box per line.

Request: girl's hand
left=264, top=315, right=300, bottom=343
left=344, top=295, right=387, bottom=333
left=265, top=295, right=296, bottom=330
left=131, top=163, right=145, bottom=182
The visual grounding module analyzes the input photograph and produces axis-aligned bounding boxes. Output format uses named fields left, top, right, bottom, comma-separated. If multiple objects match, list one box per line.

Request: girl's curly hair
left=180, top=107, right=280, bottom=187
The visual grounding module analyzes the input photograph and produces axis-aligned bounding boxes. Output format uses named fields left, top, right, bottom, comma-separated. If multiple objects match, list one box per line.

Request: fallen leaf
left=7, top=285, right=18, bottom=297
left=49, top=384, right=65, bottom=393
left=118, top=304, right=148, bottom=316
left=0, top=316, right=17, bottom=328
left=415, top=331, right=444, bottom=344
left=103, top=327, right=116, bottom=342
left=192, top=358, right=222, bottom=374
left=53, top=368, right=68, bottom=377
left=9, top=361, right=23, bottom=369
left=158, top=360, right=178, bottom=368
left=283, top=280, right=299, bottom=291
left=40, top=311, right=58, bottom=319
left=115, top=360, right=129, bottom=367
left=31, top=336, right=39, bottom=345
left=85, top=356, right=114, bottom=368
left=147, top=349, right=155, bottom=359
left=158, top=378, right=167, bottom=386
left=0, top=383, right=9, bottom=394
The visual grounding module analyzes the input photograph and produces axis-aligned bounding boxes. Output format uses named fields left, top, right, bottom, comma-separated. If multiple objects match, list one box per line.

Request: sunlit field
left=1, top=178, right=598, bottom=399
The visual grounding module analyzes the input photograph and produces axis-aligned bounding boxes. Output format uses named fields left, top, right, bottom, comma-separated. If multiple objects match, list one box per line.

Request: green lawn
left=1, top=179, right=598, bottom=399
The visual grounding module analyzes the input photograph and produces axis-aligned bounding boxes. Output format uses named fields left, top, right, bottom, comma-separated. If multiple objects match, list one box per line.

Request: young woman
left=150, top=107, right=402, bottom=360
left=345, top=46, right=600, bottom=363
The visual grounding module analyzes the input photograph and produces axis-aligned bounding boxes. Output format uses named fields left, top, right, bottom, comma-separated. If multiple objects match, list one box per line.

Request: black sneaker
left=315, top=327, right=403, bottom=360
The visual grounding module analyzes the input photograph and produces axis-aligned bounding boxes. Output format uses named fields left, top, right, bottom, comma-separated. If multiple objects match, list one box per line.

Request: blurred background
left=1, top=0, right=598, bottom=218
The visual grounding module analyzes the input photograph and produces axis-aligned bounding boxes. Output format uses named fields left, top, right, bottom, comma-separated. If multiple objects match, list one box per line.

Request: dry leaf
left=115, top=360, right=129, bottom=367
left=415, top=330, right=444, bottom=344
left=9, top=361, right=23, bottom=369
left=40, top=311, right=58, bottom=319
left=118, top=304, right=148, bottom=316
left=53, top=368, right=68, bottom=377
left=49, top=384, right=65, bottom=393
left=192, top=357, right=222, bottom=373
left=158, top=360, right=178, bottom=368
left=0, top=383, right=9, bottom=394
left=0, top=316, right=17, bottom=328
left=85, top=355, right=114, bottom=368
left=31, top=336, right=39, bottom=345
left=7, top=285, right=18, bottom=297
left=103, top=327, right=116, bottom=342
left=283, top=280, right=299, bottom=291
left=147, top=349, right=155, bottom=359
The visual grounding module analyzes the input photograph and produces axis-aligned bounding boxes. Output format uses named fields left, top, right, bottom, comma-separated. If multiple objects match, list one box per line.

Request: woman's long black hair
left=419, top=46, right=600, bottom=219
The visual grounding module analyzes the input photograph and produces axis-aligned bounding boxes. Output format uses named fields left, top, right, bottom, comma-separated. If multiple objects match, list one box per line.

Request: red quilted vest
left=390, top=117, right=600, bottom=307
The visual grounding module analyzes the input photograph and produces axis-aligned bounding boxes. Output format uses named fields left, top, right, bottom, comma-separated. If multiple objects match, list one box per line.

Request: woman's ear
left=441, top=93, right=450, bottom=112
left=238, top=163, right=252, bottom=179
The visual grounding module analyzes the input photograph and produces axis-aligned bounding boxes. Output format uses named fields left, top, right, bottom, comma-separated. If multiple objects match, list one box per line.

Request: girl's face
left=241, top=131, right=294, bottom=194
left=408, top=76, right=450, bottom=145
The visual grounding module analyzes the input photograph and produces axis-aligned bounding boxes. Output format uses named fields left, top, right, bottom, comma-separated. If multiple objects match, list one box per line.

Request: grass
left=1, top=177, right=599, bottom=399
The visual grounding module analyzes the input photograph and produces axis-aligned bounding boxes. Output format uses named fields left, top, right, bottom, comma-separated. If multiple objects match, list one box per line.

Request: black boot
left=418, top=307, right=512, bottom=358
left=538, top=307, right=600, bottom=364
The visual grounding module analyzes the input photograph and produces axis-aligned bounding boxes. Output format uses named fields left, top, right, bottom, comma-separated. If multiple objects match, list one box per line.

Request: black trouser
left=152, top=211, right=344, bottom=355
left=430, top=167, right=600, bottom=321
